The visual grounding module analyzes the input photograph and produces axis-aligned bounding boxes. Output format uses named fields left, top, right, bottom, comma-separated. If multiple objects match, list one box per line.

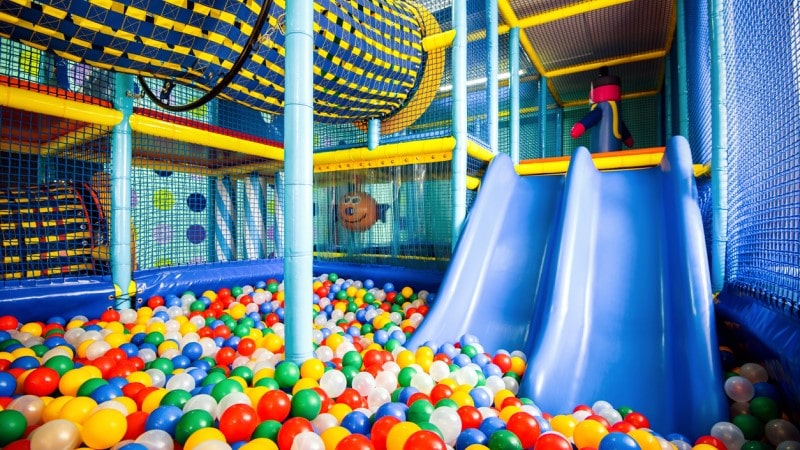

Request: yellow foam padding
left=128, top=113, right=284, bottom=161
left=466, top=176, right=481, bottom=190
left=466, top=140, right=495, bottom=162
left=0, top=85, right=123, bottom=126
left=365, top=3, right=445, bottom=136
left=516, top=0, right=633, bottom=28
left=517, top=148, right=667, bottom=175
left=422, top=29, right=456, bottom=51
left=313, top=137, right=455, bottom=173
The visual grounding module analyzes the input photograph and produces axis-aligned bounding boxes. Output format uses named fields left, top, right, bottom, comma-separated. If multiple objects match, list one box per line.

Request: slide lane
left=409, top=137, right=727, bottom=438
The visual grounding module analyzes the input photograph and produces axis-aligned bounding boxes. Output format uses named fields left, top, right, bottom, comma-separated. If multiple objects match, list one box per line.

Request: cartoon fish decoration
left=337, top=191, right=390, bottom=232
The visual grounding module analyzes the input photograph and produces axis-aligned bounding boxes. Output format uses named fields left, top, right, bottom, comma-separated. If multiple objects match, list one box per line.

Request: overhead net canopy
left=0, top=0, right=441, bottom=123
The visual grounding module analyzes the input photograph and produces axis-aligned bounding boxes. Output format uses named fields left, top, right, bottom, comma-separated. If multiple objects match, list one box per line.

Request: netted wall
left=313, top=162, right=452, bottom=272
left=684, top=0, right=713, bottom=165
left=720, top=0, right=800, bottom=315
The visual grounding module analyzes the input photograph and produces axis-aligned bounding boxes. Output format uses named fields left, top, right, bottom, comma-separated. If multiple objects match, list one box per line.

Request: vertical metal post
left=539, top=75, right=548, bottom=157
left=510, top=27, right=520, bottom=165
left=451, top=0, right=468, bottom=249
left=368, top=118, right=380, bottom=151
left=283, top=0, right=314, bottom=363
left=709, top=0, right=728, bottom=292
left=111, top=73, right=134, bottom=309
left=486, top=0, right=499, bottom=154
left=676, top=0, right=690, bottom=138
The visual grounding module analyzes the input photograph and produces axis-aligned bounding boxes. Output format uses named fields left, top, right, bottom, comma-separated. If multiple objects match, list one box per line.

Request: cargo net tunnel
left=0, top=0, right=446, bottom=133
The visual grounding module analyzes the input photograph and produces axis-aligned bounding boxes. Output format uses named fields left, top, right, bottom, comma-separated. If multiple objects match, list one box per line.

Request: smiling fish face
left=337, top=191, right=389, bottom=232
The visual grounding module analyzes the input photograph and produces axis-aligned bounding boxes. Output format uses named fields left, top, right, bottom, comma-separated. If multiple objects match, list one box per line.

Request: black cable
left=137, top=0, right=276, bottom=112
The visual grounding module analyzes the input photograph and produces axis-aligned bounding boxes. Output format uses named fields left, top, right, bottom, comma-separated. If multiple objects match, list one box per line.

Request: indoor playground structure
left=0, top=0, right=799, bottom=448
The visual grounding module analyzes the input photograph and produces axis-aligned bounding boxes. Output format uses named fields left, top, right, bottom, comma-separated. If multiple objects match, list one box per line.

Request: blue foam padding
left=408, top=137, right=726, bottom=438
left=715, top=287, right=800, bottom=424
left=0, top=277, right=114, bottom=323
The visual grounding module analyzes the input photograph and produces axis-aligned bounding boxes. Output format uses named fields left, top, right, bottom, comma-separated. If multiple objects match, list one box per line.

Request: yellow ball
left=43, top=396, right=74, bottom=422
left=321, top=426, right=351, bottom=449
left=326, top=333, right=345, bottom=351
left=229, top=303, right=247, bottom=320
left=141, top=388, right=169, bottom=413
left=395, top=350, right=415, bottom=368
left=66, top=319, right=85, bottom=330
left=184, top=428, right=227, bottom=450
left=292, top=378, right=319, bottom=395
left=301, top=358, right=326, bottom=381
left=509, top=357, right=526, bottom=377
left=493, top=389, right=515, bottom=409
left=630, top=429, right=662, bottom=450
left=113, top=396, right=137, bottom=415
left=127, top=370, right=153, bottom=386
left=499, top=405, right=522, bottom=423
left=229, top=376, right=248, bottom=391
left=246, top=386, right=269, bottom=406
left=20, top=322, right=43, bottom=337
left=550, top=414, right=578, bottom=438
left=263, top=333, right=283, bottom=352
left=466, top=446, right=491, bottom=450
left=573, top=418, right=609, bottom=449
left=328, top=403, right=352, bottom=423
left=158, top=340, right=180, bottom=355
left=180, top=322, right=198, bottom=335
left=275, top=291, right=284, bottom=302
left=202, top=290, right=217, bottom=301
left=81, top=409, right=127, bottom=449
left=346, top=286, right=358, bottom=298
left=386, top=421, right=421, bottom=450
left=75, top=340, right=94, bottom=359
left=59, top=397, right=98, bottom=424
left=105, top=333, right=129, bottom=348
left=103, top=322, right=125, bottom=334
left=59, top=368, right=94, bottom=397
left=401, top=286, right=414, bottom=298
left=146, top=322, right=167, bottom=335
left=253, top=368, right=276, bottom=385
left=240, top=438, right=279, bottom=450
left=450, top=390, right=475, bottom=408
left=81, top=365, right=102, bottom=379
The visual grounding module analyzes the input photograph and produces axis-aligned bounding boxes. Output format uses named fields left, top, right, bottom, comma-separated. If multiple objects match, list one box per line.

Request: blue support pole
left=368, top=118, right=380, bottom=151
left=539, top=75, right=548, bottom=157
left=283, top=0, right=314, bottom=363
left=451, top=0, right=468, bottom=249
left=274, top=172, right=285, bottom=258
left=111, top=73, right=134, bottom=309
left=709, top=0, right=728, bottom=292
left=510, top=27, right=520, bottom=165
left=664, top=53, right=674, bottom=141
left=676, top=0, right=689, bottom=138
left=555, top=108, right=563, bottom=156
left=486, top=0, right=498, bottom=154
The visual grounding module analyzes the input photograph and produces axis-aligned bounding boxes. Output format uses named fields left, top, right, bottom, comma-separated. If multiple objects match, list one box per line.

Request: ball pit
left=0, top=273, right=798, bottom=450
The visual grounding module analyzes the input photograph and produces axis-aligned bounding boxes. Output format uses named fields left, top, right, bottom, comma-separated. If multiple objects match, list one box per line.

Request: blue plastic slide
left=408, top=137, right=727, bottom=438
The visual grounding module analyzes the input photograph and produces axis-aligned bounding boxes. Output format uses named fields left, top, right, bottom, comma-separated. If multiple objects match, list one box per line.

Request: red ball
left=257, top=389, right=291, bottom=422
left=219, top=404, right=259, bottom=443
left=370, top=416, right=401, bottom=450
left=457, top=405, right=483, bottom=430
left=406, top=392, right=431, bottom=406
left=22, top=367, right=59, bottom=396
left=624, top=412, right=650, bottom=429
left=147, top=296, right=165, bottom=308
left=213, top=326, right=232, bottom=340
left=573, top=404, right=594, bottom=414
left=492, top=353, right=513, bottom=373
left=215, top=347, right=236, bottom=366
left=336, top=434, right=375, bottom=450
left=0, top=315, right=19, bottom=331
left=610, top=421, right=636, bottom=433
left=336, top=388, right=365, bottom=410
left=277, top=417, right=314, bottom=450
left=237, top=338, right=256, bottom=357
left=506, top=411, right=541, bottom=448
left=501, top=396, right=523, bottom=409
left=100, top=309, right=120, bottom=322
left=404, top=430, right=446, bottom=450
left=585, top=414, right=611, bottom=429
left=104, top=348, right=127, bottom=363
left=2, top=440, right=31, bottom=450
left=124, top=411, right=149, bottom=441
left=92, top=356, right=117, bottom=378
left=696, top=435, right=728, bottom=450
left=535, top=432, right=573, bottom=450
left=313, top=387, right=333, bottom=413
left=429, top=383, right=453, bottom=404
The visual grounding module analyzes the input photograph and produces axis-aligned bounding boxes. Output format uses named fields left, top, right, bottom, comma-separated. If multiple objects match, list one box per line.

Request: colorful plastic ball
left=275, top=361, right=301, bottom=389
left=0, top=371, right=17, bottom=396
left=505, top=412, right=541, bottom=448
left=573, top=417, right=610, bottom=449
left=749, top=396, right=779, bottom=423
left=341, top=410, right=371, bottom=435
left=457, top=428, right=490, bottom=450
left=599, top=432, right=643, bottom=450
left=550, top=414, right=578, bottom=437
left=487, top=429, right=524, bottom=450
left=387, top=421, right=422, bottom=450
left=22, top=366, right=59, bottom=396
left=176, top=409, right=215, bottom=444
left=184, top=427, right=228, bottom=450
left=291, top=388, right=322, bottom=420
left=624, top=412, right=650, bottom=429
left=404, top=429, right=447, bottom=450
left=764, top=419, right=800, bottom=446
left=0, top=410, right=27, bottom=446
left=430, top=407, right=462, bottom=445
left=535, top=433, right=574, bottom=450
left=28, top=419, right=82, bottom=450
left=320, top=426, right=351, bottom=449
left=258, top=389, right=292, bottom=422
left=218, top=403, right=259, bottom=443
left=239, top=438, right=279, bottom=450
left=277, top=417, right=315, bottom=450
left=81, top=409, right=128, bottom=449
left=696, top=435, right=728, bottom=450
left=724, top=377, right=755, bottom=403
left=145, top=404, right=184, bottom=436
left=7, top=394, right=45, bottom=426
left=371, top=416, right=402, bottom=450
left=336, top=433, right=375, bottom=450
left=628, top=429, right=662, bottom=450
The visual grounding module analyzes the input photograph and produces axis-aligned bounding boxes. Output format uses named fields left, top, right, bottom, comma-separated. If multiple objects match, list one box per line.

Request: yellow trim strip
left=0, top=84, right=122, bottom=126
left=561, top=90, right=661, bottom=108
left=545, top=50, right=668, bottom=78
left=466, top=140, right=495, bottom=162
left=313, top=137, right=455, bottom=173
left=422, top=29, right=456, bottom=51
left=128, top=114, right=284, bottom=161
left=466, top=176, right=481, bottom=190
left=516, top=0, right=633, bottom=28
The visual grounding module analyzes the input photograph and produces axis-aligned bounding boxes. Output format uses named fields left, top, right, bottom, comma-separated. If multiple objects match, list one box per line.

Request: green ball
left=393, top=295, right=406, bottom=305
left=144, top=332, right=165, bottom=346
left=749, top=396, right=779, bottom=422
left=275, top=361, right=301, bottom=389
left=474, top=369, right=486, bottom=387
left=363, top=293, right=375, bottom=303
left=0, top=339, right=20, bottom=351
left=336, top=290, right=348, bottom=300
left=254, top=377, right=280, bottom=390
left=733, top=414, right=764, bottom=440
left=233, top=324, right=251, bottom=338
left=31, top=344, right=48, bottom=357
left=150, top=357, right=174, bottom=375
left=211, top=378, right=244, bottom=402
left=418, top=421, right=444, bottom=439
left=161, top=389, right=192, bottom=409
left=435, top=398, right=459, bottom=409
left=0, top=410, right=26, bottom=446
left=407, top=399, right=434, bottom=424
left=361, top=324, right=374, bottom=334
left=252, top=419, right=282, bottom=441
left=190, top=301, right=206, bottom=312
left=239, top=317, right=255, bottom=328
left=291, top=388, right=322, bottom=420
left=461, top=345, right=478, bottom=358
left=44, top=354, right=74, bottom=376
left=385, top=339, right=400, bottom=352
left=617, top=405, right=634, bottom=417
left=267, top=281, right=280, bottom=293
left=77, top=378, right=108, bottom=396
left=176, top=409, right=215, bottom=444
left=328, top=273, right=339, bottom=282
left=231, top=286, right=243, bottom=297
left=340, top=365, right=359, bottom=385
left=230, top=366, right=254, bottom=384
left=488, top=429, right=524, bottom=450
left=342, top=351, right=363, bottom=369
left=741, top=442, right=771, bottom=450
left=398, top=367, right=417, bottom=387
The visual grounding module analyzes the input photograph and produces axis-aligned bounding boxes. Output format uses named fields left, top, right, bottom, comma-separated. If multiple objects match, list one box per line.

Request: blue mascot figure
left=570, top=67, right=633, bottom=153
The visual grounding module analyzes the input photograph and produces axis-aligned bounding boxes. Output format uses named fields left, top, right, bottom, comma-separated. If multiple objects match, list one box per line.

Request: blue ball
left=478, top=417, right=506, bottom=437
left=10, top=355, right=39, bottom=370
left=44, top=336, right=68, bottom=349
left=90, top=383, right=124, bottom=403
left=47, top=316, right=66, bottom=326
left=383, top=282, right=395, bottom=293
left=275, top=308, right=285, bottom=320
left=0, top=372, right=16, bottom=396
left=364, top=279, right=375, bottom=289
left=389, top=330, right=406, bottom=344
left=120, top=343, right=139, bottom=358
left=472, top=353, right=491, bottom=367
left=439, top=343, right=458, bottom=360
left=456, top=428, right=488, bottom=450
left=374, top=330, right=390, bottom=346
left=108, top=377, right=128, bottom=390
left=374, top=402, right=407, bottom=421
left=453, top=354, right=471, bottom=367
left=398, top=387, right=419, bottom=404
left=483, top=364, right=503, bottom=378
left=213, top=337, right=225, bottom=348
left=118, top=444, right=149, bottom=450
left=600, top=432, right=643, bottom=450
left=346, top=327, right=361, bottom=337
left=753, top=381, right=780, bottom=400
left=172, top=355, right=191, bottom=370
left=469, top=388, right=493, bottom=408
left=259, top=303, right=273, bottom=314
left=182, top=342, right=203, bottom=361
left=186, top=368, right=208, bottom=385
left=145, top=405, right=184, bottom=436
left=459, top=334, right=479, bottom=347
left=131, top=333, right=146, bottom=345
left=341, top=410, right=371, bottom=435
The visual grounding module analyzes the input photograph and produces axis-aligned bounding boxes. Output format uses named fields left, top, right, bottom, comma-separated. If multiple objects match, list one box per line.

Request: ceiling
left=458, top=0, right=676, bottom=107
